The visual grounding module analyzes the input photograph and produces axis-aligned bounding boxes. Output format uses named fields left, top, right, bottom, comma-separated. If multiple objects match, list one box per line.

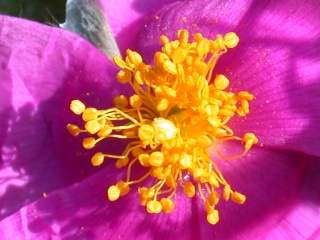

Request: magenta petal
left=200, top=147, right=319, bottom=239
left=98, top=0, right=184, bottom=51
left=0, top=15, right=123, bottom=220
left=0, top=148, right=318, bottom=239
left=137, top=0, right=320, bottom=156
left=0, top=165, right=197, bottom=240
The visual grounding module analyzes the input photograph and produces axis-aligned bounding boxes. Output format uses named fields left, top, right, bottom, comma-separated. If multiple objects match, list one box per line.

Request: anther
left=207, top=209, right=219, bottom=225
left=70, top=100, right=86, bottom=115
left=82, top=137, right=96, bottom=149
left=230, top=191, right=246, bottom=204
left=160, top=198, right=175, bottom=213
left=146, top=200, right=162, bottom=214
left=223, top=32, right=239, bottom=49
left=67, top=123, right=81, bottom=136
left=82, top=108, right=98, bottom=122
left=183, top=182, right=196, bottom=198
left=91, top=152, right=105, bottom=166
left=213, top=74, right=230, bottom=90
left=107, top=185, right=121, bottom=201
left=113, top=95, right=128, bottom=108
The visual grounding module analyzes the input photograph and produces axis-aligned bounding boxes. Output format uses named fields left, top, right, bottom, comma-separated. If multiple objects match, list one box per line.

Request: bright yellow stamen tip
left=160, top=198, right=175, bottom=213
left=82, top=137, right=96, bottom=149
left=91, top=152, right=105, bottom=166
left=214, top=74, right=230, bottom=90
left=149, top=151, right=164, bottom=167
left=82, top=108, right=98, bottom=122
left=68, top=29, right=258, bottom=226
left=223, top=32, right=239, bottom=48
left=70, top=100, right=86, bottom=115
left=107, top=185, right=121, bottom=201
left=146, top=200, right=162, bottom=214
left=183, top=182, right=196, bottom=198
left=207, top=209, right=220, bottom=225
left=230, top=191, right=246, bottom=204
left=116, top=181, right=130, bottom=196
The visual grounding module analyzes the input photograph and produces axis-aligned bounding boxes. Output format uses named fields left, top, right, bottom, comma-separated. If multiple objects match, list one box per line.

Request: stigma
left=67, top=29, right=258, bottom=225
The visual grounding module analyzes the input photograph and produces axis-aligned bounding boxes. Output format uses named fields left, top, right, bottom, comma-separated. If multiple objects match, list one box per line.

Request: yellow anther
left=126, top=49, right=143, bottom=66
left=115, top=157, right=129, bottom=168
left=160, top=198, right=175, bottom=213
left=113, top=55, right=127, bottom=69
left=138, top=124, right=154, bottom=143
left=139, top=187, right=155, bottom=200
left=113, top=95, right=128, bottom=108
left=146, top=200, right=162, bottom=214
left=149, top=151, right=164, bottom=167
left=157, top=98, right=169, bottom=111
left=163, top=60, right=177, bottom=75
left=107, top=185, right=121, bottom=201
left=82, top=137, right=96, bottom=149
left=66, top=123, right=81, bottom=136
left=84, top=120, right=101, bottom=134
left=207, top=192, right=219, bottom=206
left=91, top=152, right=105, bottom=166
left=117, top=69, right=132, bottom=84
left=183, top=182, right=196, bottom=198
left=171, top=47, right=188, bottom=63
left=238, top=91, right=254, bottom=101
left=134, top=71, right=144, bottom=85
left=213, top=74, right=230, bottom=90
left=208, top=174, right=220, bottom=188
left=197, top=39, right=210, bottom=56
left=97, top=126, right=112, bottom=138
left=82, top=108, right=98, bottom=122
left=207, top=209, right=219, bottom=225
left=223, top=185, right=231, bottom=201
left=70, top=100, right=86, bottom=115
left=179, top=153, right=192, bottom=169
left=192, top=168, right=205, bottom=180
left=138, top=153, right=150, bottom=167
left=194, top=32, right=203, bottom=42
left=223, top=32, right=239, bottom=48
left=152, top=118, right=177, bottom=143
left=231, top=191, right=246, bottom=204
left=178, top=29, right=189, bottom=44
left=243, top=132, right=258, bottom=150
left=154, top=52, right=169, bottom=65
left=116, top=181, right=130, bottom=196
left=129, top=94, right=142, bottom=108
left=160, top=35, right=169, bottom=45
left=151, top=167, right=166, bottom=179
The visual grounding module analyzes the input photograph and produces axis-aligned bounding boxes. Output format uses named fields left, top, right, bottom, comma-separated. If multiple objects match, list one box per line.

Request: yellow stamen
left=68, top=29, right=258, bottom=225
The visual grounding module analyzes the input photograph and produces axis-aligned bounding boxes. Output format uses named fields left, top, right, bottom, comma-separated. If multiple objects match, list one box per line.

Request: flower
left=0, top=0, right=319, bottom=239
left=68, top=29, right=259, bottom=225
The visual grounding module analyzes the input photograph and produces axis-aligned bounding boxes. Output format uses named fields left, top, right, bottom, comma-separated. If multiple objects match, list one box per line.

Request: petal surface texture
left=0, top=15, right=121, bottom=220
left=137, top=0, right=320, bottom=156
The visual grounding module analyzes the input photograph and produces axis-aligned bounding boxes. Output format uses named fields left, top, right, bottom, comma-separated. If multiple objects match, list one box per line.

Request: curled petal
left=0, top=15, right=122, bottom=220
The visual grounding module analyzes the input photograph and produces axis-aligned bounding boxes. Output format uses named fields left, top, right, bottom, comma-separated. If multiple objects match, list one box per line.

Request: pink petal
left=196, top=147, right=319, bottom=240
left=0, top=15, right=123, bottom=220
left=98, top=0, right=184, bottom=51
left=1, top=146, right=318, bottom=239
left=137, top=0, right=320, bottom=156
left=0, top=164, right=198, bottom=239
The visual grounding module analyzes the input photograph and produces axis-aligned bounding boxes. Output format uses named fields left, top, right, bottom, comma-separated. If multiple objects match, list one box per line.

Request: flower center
left=67, top=29, right=258, bottom=225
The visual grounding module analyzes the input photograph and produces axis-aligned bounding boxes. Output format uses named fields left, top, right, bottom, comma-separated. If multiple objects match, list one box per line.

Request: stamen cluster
left=68, top=29, right=258, bottom=225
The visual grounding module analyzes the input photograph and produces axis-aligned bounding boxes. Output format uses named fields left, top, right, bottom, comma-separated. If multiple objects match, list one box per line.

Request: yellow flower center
left=67, top=29, right=258, bottom=225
